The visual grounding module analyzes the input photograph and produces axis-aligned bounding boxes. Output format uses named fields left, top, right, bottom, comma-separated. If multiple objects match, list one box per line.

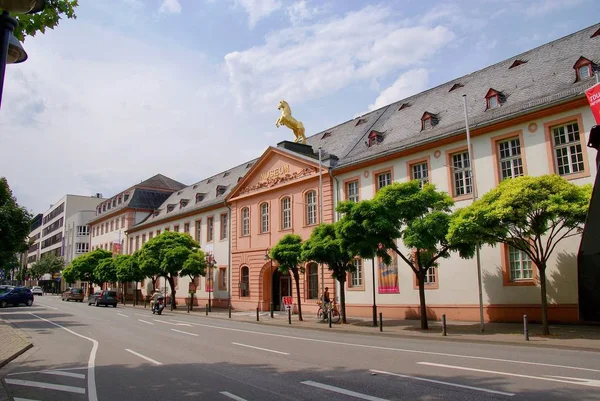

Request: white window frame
left=488, top=95, right=499, bottom=109
left=241, top=207, right=250, bottom=236
left=497, top=137, right=524, bottom=181
left=424, top=267, right=436, bottom=285
left=351, top=258, right=363, bottom=287
left=376, top=171, right=392, bottom=191
left=579, top=65, right=591, bottom=79
left=195, top=221, right=202, bottom=244
left=76, top=225, right=89, bottom=236
left=552, top=122, right=585, bottom=176
left=75, top=242, right=89, bottom=254
left=307, top=263, right=319, bottom=299
left=346, top=181, right=359, bottom=202
left=220, top=214, right=228, bottom=240
left=411, top=162, right=429, bottom=188
left=305, top=191, right=317, bottom=225
left=281, top=197, right=291, bottom=230
left=451, top=151, right=472, bottom=196
left=260, top=203, right=269, bottom=233
left=508, top=246, right=534, bottom=281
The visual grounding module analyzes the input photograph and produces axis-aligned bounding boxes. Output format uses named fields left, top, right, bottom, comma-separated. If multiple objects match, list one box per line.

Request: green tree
left=270, top=234, right=304, bottom=321
left=12, top=0, right=79, bottom=42
left=30, top=254, right=64, bottom=280
left=94, top=258, right=117, bottom=288
left=115, top=253, right=145, bottom=304
left=137, top=232, right=200, bottom=309
left=0, top=178, right=31, bottom=270
left=68, top=249, right=112, bottom=286
left=338, top=181, right=461, bottom=330
left=448, top=175, right=592, bottom=335
left=301, top=223, right=355, bottom=323
left=61, top=263, right=76, bottom=285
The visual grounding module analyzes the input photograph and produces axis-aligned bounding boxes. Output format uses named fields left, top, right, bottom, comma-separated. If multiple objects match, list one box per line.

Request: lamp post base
left=372, top=304, right=377, bottom=327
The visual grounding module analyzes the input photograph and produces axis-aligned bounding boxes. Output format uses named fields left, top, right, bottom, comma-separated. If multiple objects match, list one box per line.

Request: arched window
left=307, top=263, right=319, bottom=299
left=260, top=202, right=269, bottom=233
left=241, top=266, right=250, bottom=297
left=281, top=197, right=291, bottom=230
left=241, top=207, right=250, bottom=236
left=305, top=190, right=317, bottom=225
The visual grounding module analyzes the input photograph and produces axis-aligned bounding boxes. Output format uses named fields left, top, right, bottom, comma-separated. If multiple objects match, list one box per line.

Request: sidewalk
left=0, top=319, right=32, bottom=369
left=126, top=303, right=600, bottom=352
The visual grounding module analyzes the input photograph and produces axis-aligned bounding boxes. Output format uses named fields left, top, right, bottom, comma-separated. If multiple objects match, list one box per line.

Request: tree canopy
left=68, top=249, right=112, bottom=285
left=302, top=223, right=354, bottom=323
left=337, top=180, right=462, bottom=329
left=0, top=178, right=31, bottom=270
left=30, top=254, right=64, bottom=280
left=448, top=175, right=592, bottom=334
left=270, top=234, right=304, bottom=321
left=94, top=258, right=117, bottom=286
left=137, top=232, right=201, bottom=309
left=12, top=0, right=79, bottom=42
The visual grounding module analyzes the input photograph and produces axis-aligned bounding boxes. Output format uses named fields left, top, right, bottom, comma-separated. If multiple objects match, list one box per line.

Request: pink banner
left=585, top=83, right=600, bottom=124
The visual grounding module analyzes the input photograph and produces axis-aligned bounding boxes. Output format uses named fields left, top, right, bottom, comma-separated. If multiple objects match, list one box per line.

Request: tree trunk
left=293, top=269, right=303, bottom=321
left=417, top=269, right=429, bottom=330
left=339, top=277, right=347, bottom=324
left=134, top=281, right=138, bottom=306
left=539, top=265, right=550, bottom=335
left=167, top=275, right=177, bottom=310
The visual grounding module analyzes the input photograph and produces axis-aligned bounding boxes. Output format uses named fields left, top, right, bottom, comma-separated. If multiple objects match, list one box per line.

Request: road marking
left=301, top=381, right=388, bottom=400
left=138, top=319, right=154, bottom=325
left=135, top=313, right=150, bottom=317
left=418, top=362, right=600, bottom=388
left=34, top=303, right=59, bottom=310
left=30, top=313, right=98, bottom=401
left=171, top=329, right=198, bottom=336
left=7, top=367, right=87, bottom=376
left=41, top=370, right=85, bottom=379
left=13, top=397, right=42, bottom=401
left=154, top=319, right=191, bottom=327
left=370, top=369, right=514, bottom=396
left=220, top=391, right=248, bottom=401
left=4, top=379, right=86, bottom=394
left=170, top=319, right=600, bottom=373
left=232, top=342, right=289, bottom=355
left=117, top=313, right=129, bottom=318
left=125, top=349, right=162, bottom=365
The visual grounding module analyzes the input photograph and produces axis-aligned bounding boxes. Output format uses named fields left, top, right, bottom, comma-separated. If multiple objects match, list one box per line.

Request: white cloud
left=525, top=0, right=584, bottom=16
left=286, top=0, right=328, bottom=25
left=224, top=5, right=454, bottom=110
left=159, top=0, right=182, bottom=14
left=236, top=0, right=282, bottom=28
left=367, top=69, right=429, bottom=111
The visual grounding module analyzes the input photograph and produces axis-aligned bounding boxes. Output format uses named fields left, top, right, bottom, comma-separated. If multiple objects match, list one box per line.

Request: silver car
left=31, top=286, right=43, bottom=296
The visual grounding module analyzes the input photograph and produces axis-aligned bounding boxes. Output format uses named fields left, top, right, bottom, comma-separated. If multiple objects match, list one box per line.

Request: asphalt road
left=1, top=296, right=599, bottom=401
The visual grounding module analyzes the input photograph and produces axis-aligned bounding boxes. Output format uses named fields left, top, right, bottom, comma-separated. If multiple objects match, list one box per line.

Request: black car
left=88, top=290, right=118, bottom=307
left=0, top=286, right=34, bottom=308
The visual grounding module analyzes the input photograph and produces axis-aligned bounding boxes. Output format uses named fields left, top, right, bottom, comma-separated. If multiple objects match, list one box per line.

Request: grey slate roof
left=131, top=159, right=259, bottom=230
left=333, top=23, right=600, bottom=167
left=135, top=174, right=187, bottom=192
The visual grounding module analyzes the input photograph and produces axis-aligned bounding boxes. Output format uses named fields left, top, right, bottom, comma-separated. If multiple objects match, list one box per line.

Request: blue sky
left=1, top=0, right=596, bottom=214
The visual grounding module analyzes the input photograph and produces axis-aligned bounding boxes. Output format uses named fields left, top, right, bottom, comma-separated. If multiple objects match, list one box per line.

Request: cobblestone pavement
left=0, top=318, right=32, bottom=369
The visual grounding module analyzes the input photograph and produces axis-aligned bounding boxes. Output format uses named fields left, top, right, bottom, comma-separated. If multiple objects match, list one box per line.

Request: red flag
left=585, top=83, right=600, bottom=124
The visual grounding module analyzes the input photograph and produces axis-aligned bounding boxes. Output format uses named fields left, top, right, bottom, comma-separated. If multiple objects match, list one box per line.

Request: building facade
left=64, top=210, right=96, bottom=265
left=25, top=213, right=43, bottom=271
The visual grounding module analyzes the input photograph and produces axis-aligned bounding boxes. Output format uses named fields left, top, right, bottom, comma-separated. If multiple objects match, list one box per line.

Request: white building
left=64, top=210, right=96, bottom=265
left=25, top=213, right=43, bottom=271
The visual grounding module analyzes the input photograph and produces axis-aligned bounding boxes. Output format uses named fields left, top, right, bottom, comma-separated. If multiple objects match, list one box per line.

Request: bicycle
left=317, top=300, right=340, bottom=323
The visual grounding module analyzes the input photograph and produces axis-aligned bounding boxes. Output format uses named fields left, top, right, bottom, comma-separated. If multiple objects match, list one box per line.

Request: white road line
left=13, top=397, right=41, bottom=401
left=370, top=369, right=515, bottom=396
left=4, top=379, right=86, bottom=394
left=34, top=303, right=59, bottom=310
left=125, top=349, right=162, bottom=365
left=7, top=367, right=87, bottom=376
left=232, top=342, right=289, bottom=355
left=301, top=381, right=389, bottom=401
left=30, top=313, right=98, bottom=401
left=171, top=329, right=198, bottom=336
left=418, top=362, right=600, bottom=388
left=41, top=370, right=85, bottom=379
left=138, top=319, right=154, bottom=325
left=220, top=391, right=248, bottom=401
left=117, top=313, right=129, bottom=318
left=170, top=320, right=600, bottom=373
left=135, top=313, right=150, bottom=317
left=154, top=319, right=191, bottom=327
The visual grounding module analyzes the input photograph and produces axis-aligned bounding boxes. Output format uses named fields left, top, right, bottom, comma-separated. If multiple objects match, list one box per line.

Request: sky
left=0, top=0, right=596, bottom=215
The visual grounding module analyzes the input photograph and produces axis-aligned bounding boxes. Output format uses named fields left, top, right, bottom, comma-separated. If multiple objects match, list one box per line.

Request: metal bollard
left=187, top=300, right=190, bottom=313
left=206, top=304, right=208, bottom=316
left=228, top=303, right=232, bottom=318
left=270, top=302, right=274, bottom=318
left=329, top=310, right=332, bottom=328
left=257, top=308, right=259, bottom=321
left=442, top=314, right=447, bottom=336
left=379, top=313, right=383, bottom=332
left=288, top=308, right=291, bottom=324
left=523, top=314, right=529, bottom=341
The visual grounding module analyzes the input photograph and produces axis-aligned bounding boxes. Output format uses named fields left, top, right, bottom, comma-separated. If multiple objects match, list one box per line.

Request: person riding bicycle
left=322, top=287, right=331, bottom=310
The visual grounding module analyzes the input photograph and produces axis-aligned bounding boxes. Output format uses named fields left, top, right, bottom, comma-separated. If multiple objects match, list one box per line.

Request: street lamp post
left=264, top=249, right=274, bottom=317
left=0, top=1, right=46, bottom=110
left=206, top=254, right=216, bottom=312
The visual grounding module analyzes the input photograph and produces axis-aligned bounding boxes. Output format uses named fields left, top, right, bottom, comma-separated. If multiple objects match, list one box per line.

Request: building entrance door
left=272, top=270, right=292, bottom=311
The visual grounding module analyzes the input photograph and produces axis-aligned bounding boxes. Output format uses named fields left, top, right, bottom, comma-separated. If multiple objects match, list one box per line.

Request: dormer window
left=167, top=204, right=175, bottom=213
left=449, top=83, right=463, bottom=92
left=573, top=57, right=594, bottom=81
left=321, top=132, right=331, bottom=139
left=193, top=184, right=198, bottom=189
left=180, top=199, right=189, bottom=208
left=207, top=178, right=213, bottom=184
left=355, top=118, right=367, bottom=126
left=153, top=210, right=160, bottom=217
left=421, top=112, right=438, bottom=130
left=223, top=171, right=230, bottom=177
left=398, top=103, right=411, bottom=111
left=103, top=204, right=106, bottom=212
left=591, top=27, right=600, bottom=39
left=195, top=193, right=205, bottom=203
left=485, top=88, right=504, bottom=110
left=216, top=185, right=227, bottom=196
left=112, top=199, right=116, bottom=207
left=366, top=130, right=384, bottom=147
left=509, top=59, right=527, bottom=69
left=118, top=197, right=122, bottom=205
left=124, top=194, right=129, bottom=201
left=107, top=202, right=111, bottom=210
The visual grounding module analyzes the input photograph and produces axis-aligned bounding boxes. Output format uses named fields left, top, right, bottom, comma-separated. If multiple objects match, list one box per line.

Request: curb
left=0, top=322, right=33, bottom=370
left=122, top=304, right=600, bottom=353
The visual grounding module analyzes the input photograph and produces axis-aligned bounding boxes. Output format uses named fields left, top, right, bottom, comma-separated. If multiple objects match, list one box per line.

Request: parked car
left=62, top=288, right=85, bottom=302
left=89, top=290, right=118, bottom=308
left=31, top=286, right=43, bottom=296
left=0, top=286, right=34, bottom=308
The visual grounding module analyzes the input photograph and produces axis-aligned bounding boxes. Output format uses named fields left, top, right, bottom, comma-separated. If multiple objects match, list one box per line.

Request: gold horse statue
left=276, top=100, right=306, bottom=144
